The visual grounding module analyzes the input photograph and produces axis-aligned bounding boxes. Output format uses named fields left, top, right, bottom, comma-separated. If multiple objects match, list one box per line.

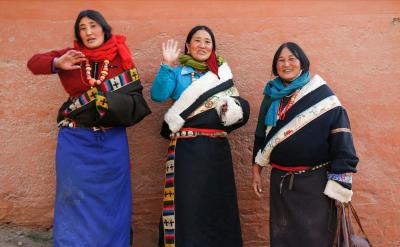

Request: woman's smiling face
left=276, top=47, right=302, bottom=82
left=186, top=30, right=213, bottom=62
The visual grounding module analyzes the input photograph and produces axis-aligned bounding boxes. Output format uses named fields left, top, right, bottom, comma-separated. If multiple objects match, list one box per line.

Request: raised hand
left=54, top=50, right=86, bottom=70
left=162, top=39, right=181, bottom=67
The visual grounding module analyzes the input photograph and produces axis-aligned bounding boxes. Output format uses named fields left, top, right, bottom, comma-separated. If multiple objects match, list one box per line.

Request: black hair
left=184, top=25, right=216, bottom=54
left=74, top=10, right=112, bottom=44
left=272, top=42, right=310, bottom=76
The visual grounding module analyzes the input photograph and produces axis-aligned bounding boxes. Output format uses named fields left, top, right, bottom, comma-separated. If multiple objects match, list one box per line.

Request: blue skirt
left=54, top=127, right=132, bottom=247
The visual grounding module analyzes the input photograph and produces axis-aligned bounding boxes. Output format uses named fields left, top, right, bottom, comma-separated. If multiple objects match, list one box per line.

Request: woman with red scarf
left=27, top=10, right=150, bottom=246
left=151, top=26, right=250, bottom=247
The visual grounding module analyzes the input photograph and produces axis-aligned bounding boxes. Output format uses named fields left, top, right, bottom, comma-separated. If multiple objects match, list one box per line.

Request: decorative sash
left=255, top=95, right=342, bottom=167
left=164, top=63, right=233, bottom=133
left=187, top=86, right=239, bottom=119
left=63, top=68, right=140, bottom=116
left=293, top=74, right=326, bottom=105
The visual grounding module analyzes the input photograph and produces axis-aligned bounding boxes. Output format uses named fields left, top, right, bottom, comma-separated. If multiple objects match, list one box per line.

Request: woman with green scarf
left=252, top=42, right=359, bottom=246
left=151, top=25, right=249, bottom=247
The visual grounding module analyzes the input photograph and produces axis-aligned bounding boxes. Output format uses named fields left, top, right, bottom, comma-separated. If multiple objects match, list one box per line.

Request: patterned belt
left=169, top=127, right=227, bottom=139
left=273, top=162, right=329, bottom=194
left=57, top=119, right=112, bottom=132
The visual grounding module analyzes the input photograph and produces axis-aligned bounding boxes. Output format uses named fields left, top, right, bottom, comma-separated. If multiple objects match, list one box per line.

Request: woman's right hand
left=54, top=50, right=86, bottom=70
left=162, top=39, right=181, bottom=67
left=252, top=164, right=263, bottom=198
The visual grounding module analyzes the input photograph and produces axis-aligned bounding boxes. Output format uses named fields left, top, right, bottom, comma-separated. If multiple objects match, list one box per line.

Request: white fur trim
left=265, top=125, right=272, bottom=137
left=164, top=109, right=185, bottom=133
left=254, top=150, right=268, bottom=167
left=215, top=96, right=243, bottom=126
left=323, top=180, right=353, bottom=203
left=164, top=63, right=233, bottom=133
left=294, top=74, right=326, bottom=103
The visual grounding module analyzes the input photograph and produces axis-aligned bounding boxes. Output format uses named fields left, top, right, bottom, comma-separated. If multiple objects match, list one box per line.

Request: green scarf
left=178, top=54, right=224, bottom=71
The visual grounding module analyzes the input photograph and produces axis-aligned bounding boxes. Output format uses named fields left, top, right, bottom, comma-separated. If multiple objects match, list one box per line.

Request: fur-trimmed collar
left=164, top=63, right=233, bottom=133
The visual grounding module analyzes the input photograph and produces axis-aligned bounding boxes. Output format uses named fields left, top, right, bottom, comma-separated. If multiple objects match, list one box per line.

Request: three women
left=28, top=9, right=359, bottom=246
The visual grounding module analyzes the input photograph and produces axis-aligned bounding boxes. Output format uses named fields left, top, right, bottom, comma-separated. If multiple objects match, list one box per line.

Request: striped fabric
left=63, top=68, right=140, bottom=116
left=330, top=128, right=351, bottom=134
left=163, top=138, right=177, bottom=247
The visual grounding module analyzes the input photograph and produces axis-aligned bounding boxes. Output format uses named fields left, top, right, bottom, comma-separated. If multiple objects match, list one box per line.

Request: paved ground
left=0, top=225, right=52, bottom=247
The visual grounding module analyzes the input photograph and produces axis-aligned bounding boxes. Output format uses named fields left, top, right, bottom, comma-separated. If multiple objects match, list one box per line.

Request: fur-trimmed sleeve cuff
left=323, top=180, right=353, bottom=203
left=254, top=150, right=268, bottom=167
left=164, top=109, right=185, bottom=133
left=216, top=96, right=243, bottom=126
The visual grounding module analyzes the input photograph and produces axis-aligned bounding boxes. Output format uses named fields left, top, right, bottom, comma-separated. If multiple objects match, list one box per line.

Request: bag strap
left=333, top=201, right=352, bottom=247
left=333, top=202, right=342, bottom=247
left=341, top=204, right=351, bottom=247
left=333, top=202, right=373, bottom=247
left=348, top=202, right=372, bottom=245
left=345, top=204, right=355, bottom=236
left=333, top=202, right=354, bottom=247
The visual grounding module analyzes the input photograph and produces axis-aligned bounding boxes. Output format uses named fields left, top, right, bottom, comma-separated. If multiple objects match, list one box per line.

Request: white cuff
left=216, top=96, right=243, bottom=126
left=323, top=180, right=353, bottom=203
left=254, top=150, right=268, bottom=167
left=164, top=109, right=185, bottom=133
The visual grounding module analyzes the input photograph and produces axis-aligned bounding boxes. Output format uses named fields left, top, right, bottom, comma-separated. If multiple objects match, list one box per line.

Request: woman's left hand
left=54, top=50, right=86, bottom=70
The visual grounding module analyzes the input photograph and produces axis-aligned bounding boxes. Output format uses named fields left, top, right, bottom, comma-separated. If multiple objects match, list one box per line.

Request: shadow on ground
left=0, top=224, right=52, bottom=247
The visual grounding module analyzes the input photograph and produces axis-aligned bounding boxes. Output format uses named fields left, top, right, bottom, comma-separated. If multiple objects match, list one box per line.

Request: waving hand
left=162, top=39, right=181, bottom=67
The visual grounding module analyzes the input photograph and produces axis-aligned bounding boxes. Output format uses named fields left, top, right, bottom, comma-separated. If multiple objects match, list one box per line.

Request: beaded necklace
left=277, top=89, right=299, bottom=120
left=190, top=72, right=196, bottom=83
left=84, top=59, right=110, bottom=87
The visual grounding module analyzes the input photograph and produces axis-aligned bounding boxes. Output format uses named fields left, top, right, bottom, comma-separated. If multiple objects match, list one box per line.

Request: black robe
left=159, top=64, right=250, bottom=247
left=253, top=75, right=358, bottom=247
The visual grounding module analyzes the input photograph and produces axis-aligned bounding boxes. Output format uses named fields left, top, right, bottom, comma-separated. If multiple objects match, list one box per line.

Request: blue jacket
left=151, top=64, right=205, bottom=102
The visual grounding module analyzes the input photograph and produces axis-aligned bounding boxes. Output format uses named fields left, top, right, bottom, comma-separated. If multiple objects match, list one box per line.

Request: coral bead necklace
left=277, top=89, right=299, bottom=120
left=85, top=59, right=110, bottom=87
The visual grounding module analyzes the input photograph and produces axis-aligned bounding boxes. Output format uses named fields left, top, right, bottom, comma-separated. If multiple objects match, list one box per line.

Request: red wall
left=0, top=1, right=399, bottom=246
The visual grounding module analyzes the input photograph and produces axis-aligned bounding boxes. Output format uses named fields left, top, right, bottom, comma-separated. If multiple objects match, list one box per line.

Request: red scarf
left=74, top=34, right=134, bottom=70
left=206, top=51, right=219, bottom=78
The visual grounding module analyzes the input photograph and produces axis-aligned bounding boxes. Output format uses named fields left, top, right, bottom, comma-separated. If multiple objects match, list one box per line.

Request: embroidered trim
left=255, top=95, right=342, bottom=167
left=187, top=86, right=239, bottom=119
left=163, top=139, right=177, bottom=247
left=327, top=173, right=353, bottom=184
left=330, top=128, right=351, bottom=134
left=294, top=74, right=326, bottom=104
left=63, top=68, right=140, bottom=116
